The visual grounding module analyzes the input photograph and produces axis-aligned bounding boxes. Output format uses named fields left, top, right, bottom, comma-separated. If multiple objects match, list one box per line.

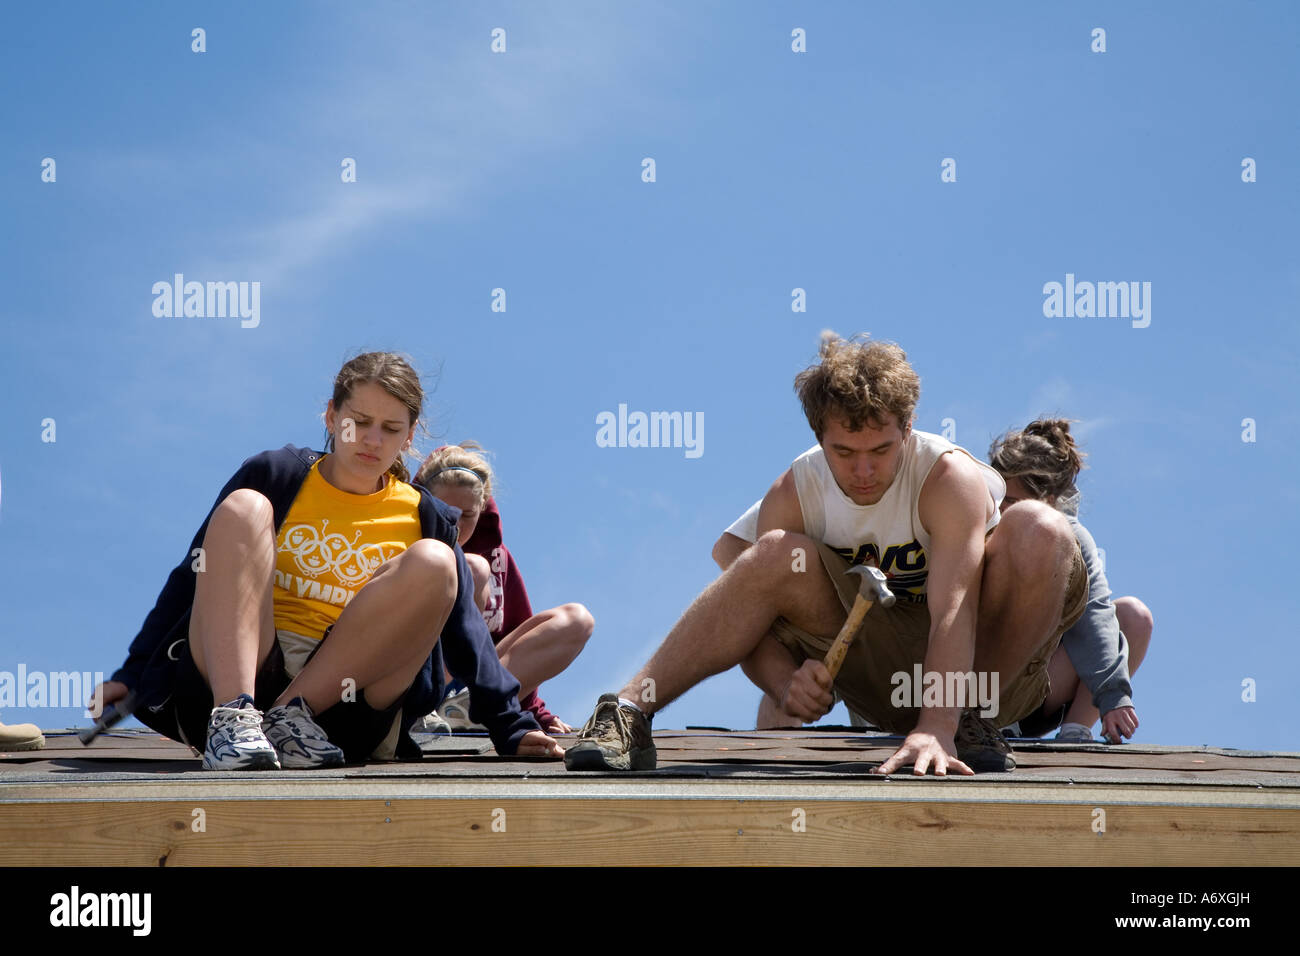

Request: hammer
left=822, top=565, right=896, bottom=679
left=79, top=691, right=136, bottom=745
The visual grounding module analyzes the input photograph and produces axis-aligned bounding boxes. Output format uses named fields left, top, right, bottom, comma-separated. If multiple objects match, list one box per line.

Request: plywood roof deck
left=3, top=727, right=1298, bottom=866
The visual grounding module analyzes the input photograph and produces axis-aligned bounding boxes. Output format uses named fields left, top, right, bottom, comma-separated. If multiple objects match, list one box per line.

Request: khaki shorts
left=276, top=629, right=403, bottom=761
left=770, top=536, right=1088, bottom=733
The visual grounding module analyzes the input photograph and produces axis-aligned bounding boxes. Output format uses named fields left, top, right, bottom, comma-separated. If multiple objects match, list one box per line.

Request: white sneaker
left=262, top=697, right=345, bottom=768
left=1055, top=722, right=1095, bottom=743
left=412, top=710, right=453, bottom=736
left=202, top=694, right=280, bottom=770
left=437, top=688, right=487, bottom=732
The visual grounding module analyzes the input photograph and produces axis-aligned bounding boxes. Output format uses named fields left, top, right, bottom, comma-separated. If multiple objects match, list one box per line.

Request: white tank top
left=790, top=429, right=1005, bottom=603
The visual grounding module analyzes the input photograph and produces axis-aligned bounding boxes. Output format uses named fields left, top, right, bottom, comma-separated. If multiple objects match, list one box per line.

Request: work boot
left=955, top=709, right=1015, bottom=772
left=0, top=721, right=44, bottom=752
left=564, top=694, right=655, bottom=771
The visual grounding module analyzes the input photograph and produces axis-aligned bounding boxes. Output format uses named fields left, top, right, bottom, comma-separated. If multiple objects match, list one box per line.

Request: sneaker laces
left=579, top=699, right=630, bottom=743
left=216, top=704, right=266, bottom=741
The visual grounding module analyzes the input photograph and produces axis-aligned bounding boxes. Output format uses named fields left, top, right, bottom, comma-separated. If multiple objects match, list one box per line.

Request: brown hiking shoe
left=564, top=694, right=656, bottom=771
left=0, top=721, right=45, bottom=752
left=955, top=710, right=1015, bottom=772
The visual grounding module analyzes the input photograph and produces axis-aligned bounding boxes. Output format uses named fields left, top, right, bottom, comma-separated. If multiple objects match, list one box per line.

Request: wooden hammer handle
left=822, top=594, right=874, bottom=680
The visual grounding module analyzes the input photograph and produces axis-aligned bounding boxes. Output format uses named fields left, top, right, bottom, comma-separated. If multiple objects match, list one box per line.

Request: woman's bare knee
left=1115, top=596, right=1153, bottom=671
left=211, top=488, right=274, bottom=530
left=398, top=538, right=456, bottom=571
left=465, top=552, right=491, bottom=591
left=371, top=539, right=457, bottom=608
left=556, top=602, right=595, bottom=645
left=1115, top=596, right=1153, bottom=641
left=464, top=553, right=492, bottom=611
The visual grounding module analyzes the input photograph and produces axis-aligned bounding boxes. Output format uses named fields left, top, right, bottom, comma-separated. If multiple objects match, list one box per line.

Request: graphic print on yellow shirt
left=272, top=459, right=423, bottom=639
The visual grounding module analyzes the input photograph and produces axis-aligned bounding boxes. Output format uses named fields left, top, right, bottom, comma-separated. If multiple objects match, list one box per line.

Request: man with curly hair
left=566, top=332, right=1087, bottom=775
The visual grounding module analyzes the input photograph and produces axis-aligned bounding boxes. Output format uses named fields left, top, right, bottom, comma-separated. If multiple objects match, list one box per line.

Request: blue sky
left=1, top=1, right=1296, bottom=751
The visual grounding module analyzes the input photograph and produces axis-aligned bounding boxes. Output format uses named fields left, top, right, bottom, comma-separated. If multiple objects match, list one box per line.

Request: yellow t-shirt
left=272, top=458, right=424, bottom=638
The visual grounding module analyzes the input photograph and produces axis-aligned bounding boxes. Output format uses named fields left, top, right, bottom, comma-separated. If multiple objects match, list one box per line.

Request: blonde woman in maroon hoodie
left=415, top=443, right=593, bottom=734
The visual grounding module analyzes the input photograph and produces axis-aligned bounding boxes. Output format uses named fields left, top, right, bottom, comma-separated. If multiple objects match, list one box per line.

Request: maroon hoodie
left=463, top=497, right=557, bottom=727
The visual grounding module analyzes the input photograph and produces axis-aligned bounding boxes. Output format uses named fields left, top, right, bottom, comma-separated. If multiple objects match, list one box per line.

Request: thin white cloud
left=1022, top=377, right=1074, bottom=420
left=192, top=4, right=679, bottom=290
left=1070, top=416, right=1112, bottom=442
left=1016, top=380, right=1110, bottom=438
left=215, top=181, right=446, bottom=289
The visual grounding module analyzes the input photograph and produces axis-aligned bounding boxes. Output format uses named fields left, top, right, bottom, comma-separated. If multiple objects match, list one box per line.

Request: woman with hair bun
left=416, top=442, right=593, bottom=734
left=988, top=419, right=1152, bottom=743
left=91, top=352, right=561, bottom=769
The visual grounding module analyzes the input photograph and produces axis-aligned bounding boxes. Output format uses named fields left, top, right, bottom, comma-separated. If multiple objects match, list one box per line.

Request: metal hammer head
left=844, top=564, right=896, bottom=607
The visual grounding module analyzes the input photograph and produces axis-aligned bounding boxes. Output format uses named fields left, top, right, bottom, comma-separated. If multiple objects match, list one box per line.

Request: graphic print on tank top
left=823, top=537, right=930, bottom=602
left=792, top=430, right=1004, bottom=604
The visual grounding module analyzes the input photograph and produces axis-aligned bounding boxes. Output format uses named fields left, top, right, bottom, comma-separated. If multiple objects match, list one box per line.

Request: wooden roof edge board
left=3, top=778, right=1299, bottom=808
left=34, top=728, right=1300, bottom=761
left=6, top=765, right=1300, bottom=788
left=6, top=771, right=1300, bottom=790
left=4, top=796, right=1298, bottom=868
left=4, top=773, right=1300, bottom=792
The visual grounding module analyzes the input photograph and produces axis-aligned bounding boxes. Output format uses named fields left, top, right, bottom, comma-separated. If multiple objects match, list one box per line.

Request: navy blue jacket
left=110, top=444, right=540, bottom=757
